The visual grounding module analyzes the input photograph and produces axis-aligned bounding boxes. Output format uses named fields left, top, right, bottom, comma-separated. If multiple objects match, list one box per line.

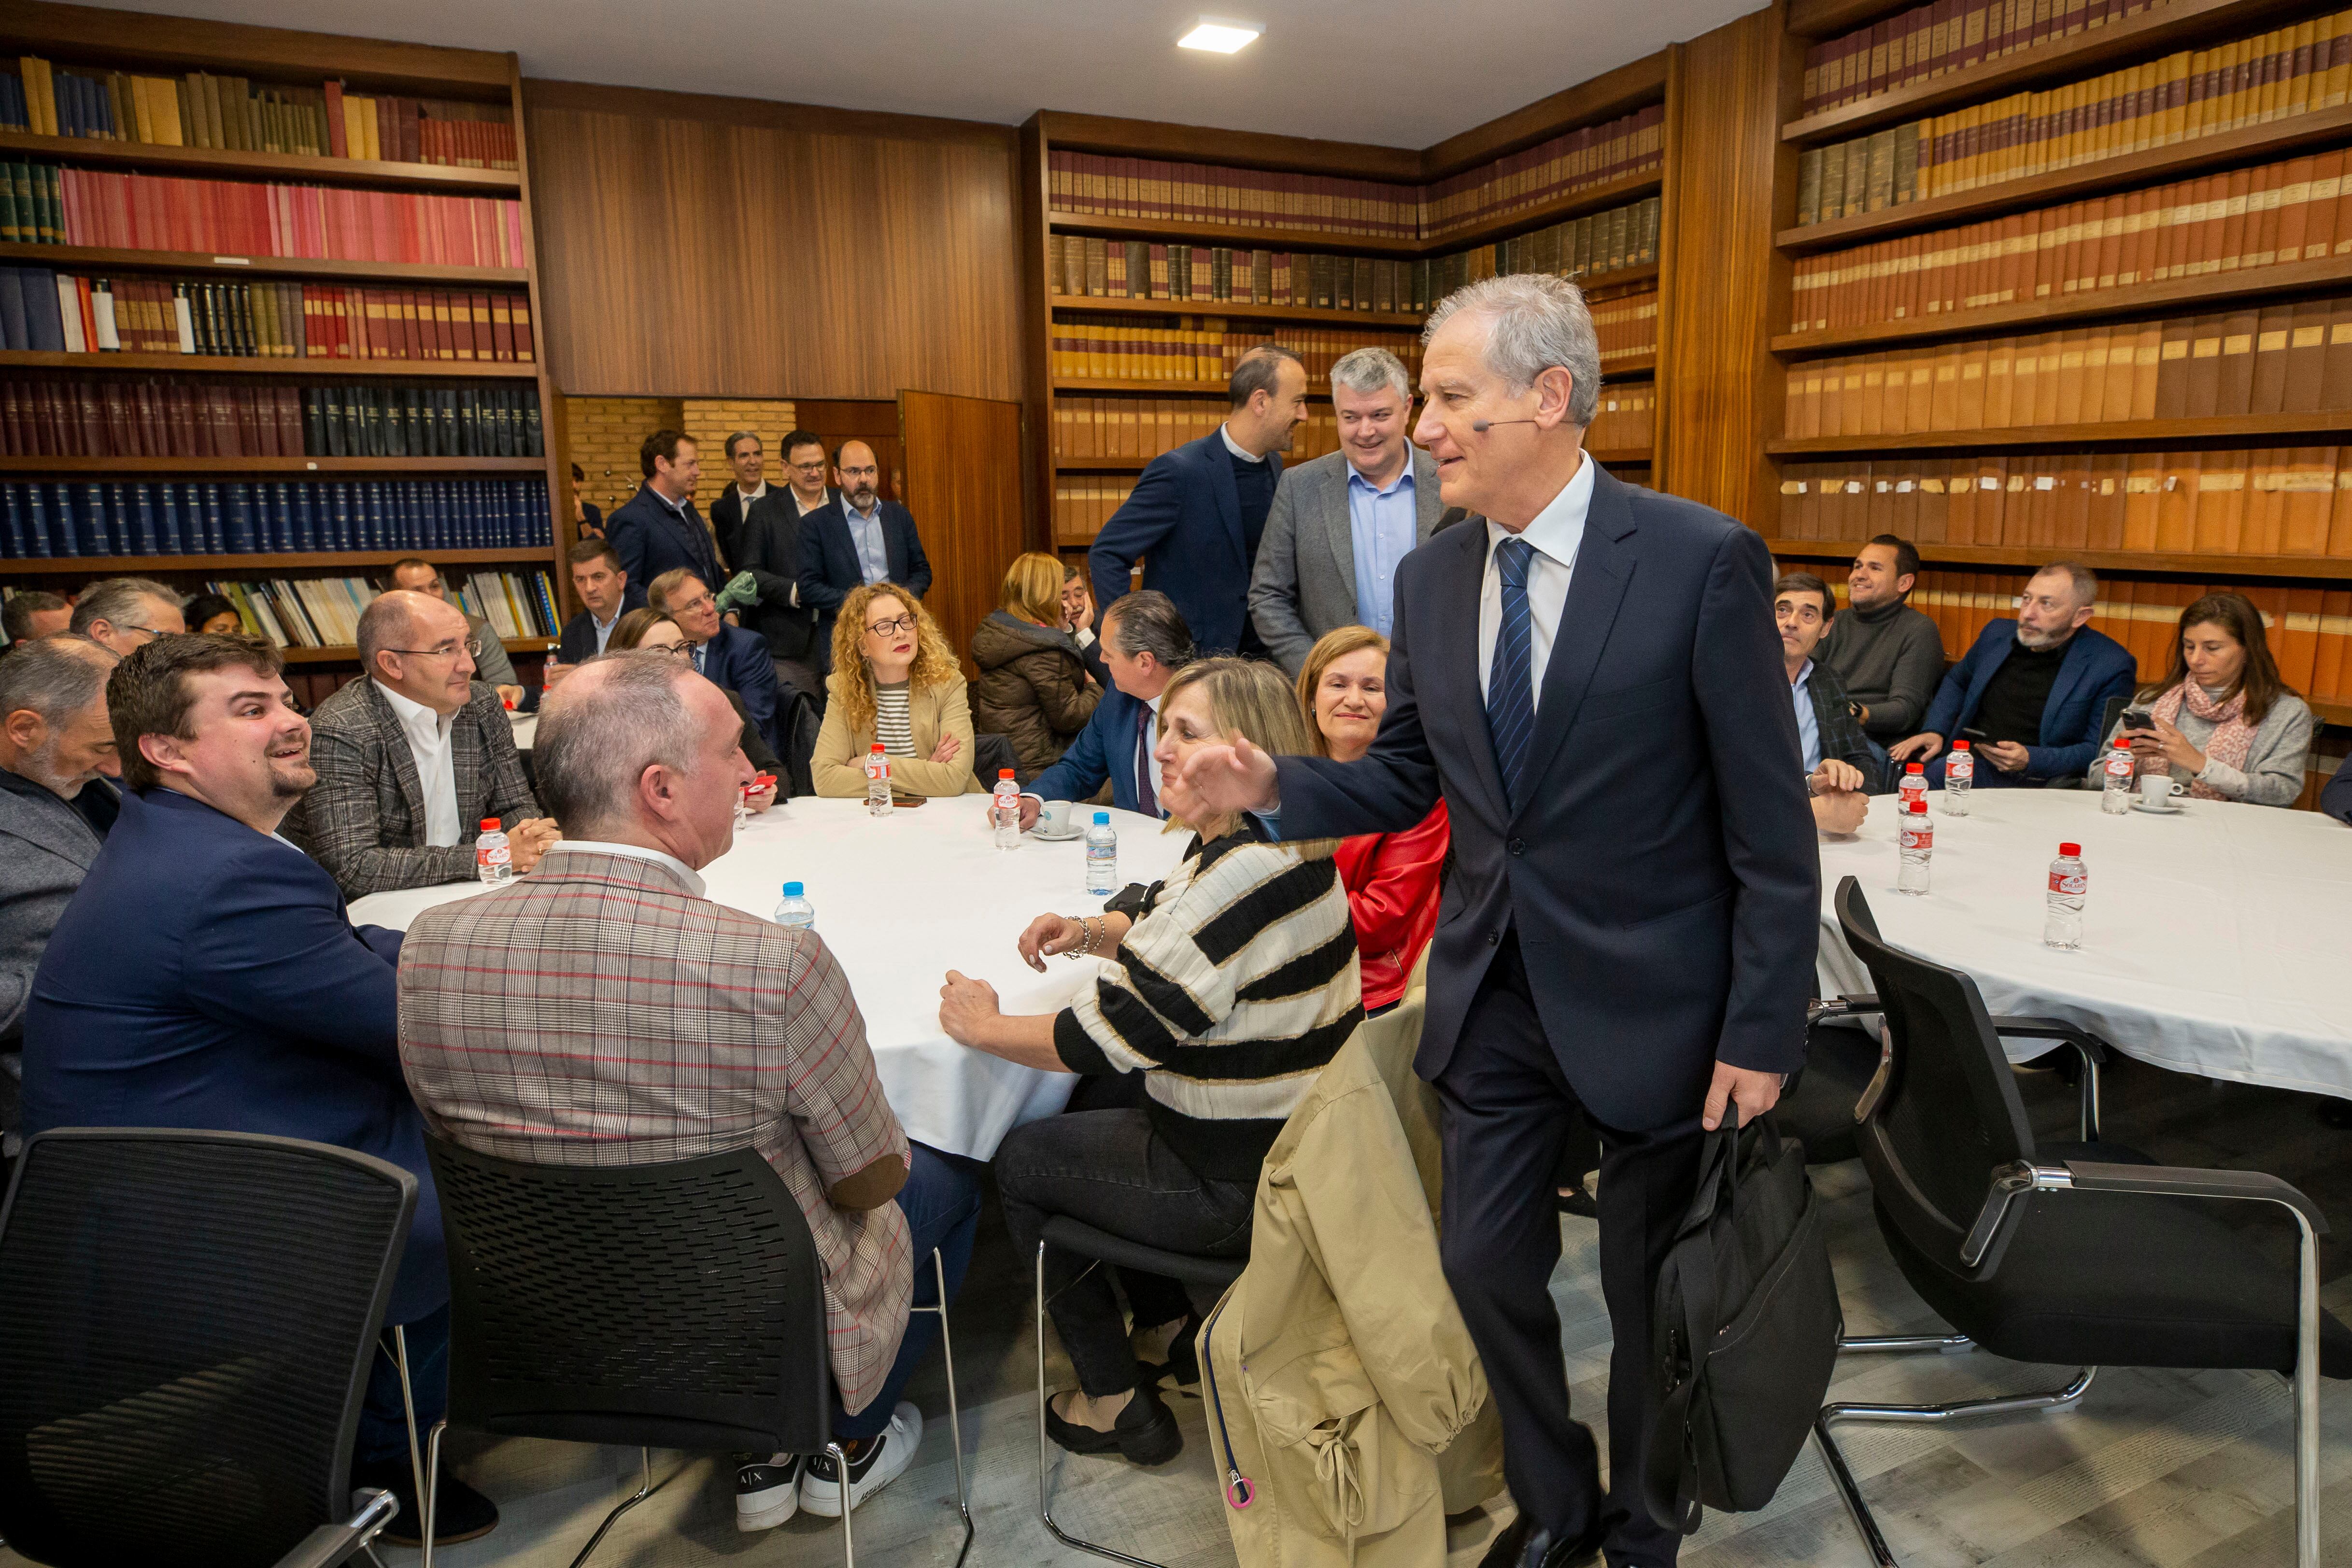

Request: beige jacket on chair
left=1198, top=984, right=1505, bottom=1567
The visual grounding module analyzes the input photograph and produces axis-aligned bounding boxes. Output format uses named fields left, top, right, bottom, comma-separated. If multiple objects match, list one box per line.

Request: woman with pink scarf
left=2088, top=591, right=2314, bottom=807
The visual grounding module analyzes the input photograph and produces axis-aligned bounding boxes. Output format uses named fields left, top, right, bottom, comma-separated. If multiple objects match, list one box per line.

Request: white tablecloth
left=349, top=798, right=1187, bottom=1158
left=1815, top=790, right=2352, bottom=1100
left=506, top=711, right=536, bottom=751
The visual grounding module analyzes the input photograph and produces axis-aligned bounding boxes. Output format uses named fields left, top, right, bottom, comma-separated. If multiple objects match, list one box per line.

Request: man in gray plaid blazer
left=285, top=591, right=553, bottom=899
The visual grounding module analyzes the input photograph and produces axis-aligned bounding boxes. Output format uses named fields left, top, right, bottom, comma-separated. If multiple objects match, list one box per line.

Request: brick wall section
left=679, top=400, right=799, bottom=514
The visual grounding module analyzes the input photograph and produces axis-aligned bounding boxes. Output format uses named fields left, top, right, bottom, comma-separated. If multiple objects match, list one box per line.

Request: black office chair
left=1820, top=877, right=2349, bottom=1568
left=1035, top=1215, right=1247, bottom=1568
left=0, top=1128, right=416, bottom=1568
left=420, top=1135, right=969, bottom=1568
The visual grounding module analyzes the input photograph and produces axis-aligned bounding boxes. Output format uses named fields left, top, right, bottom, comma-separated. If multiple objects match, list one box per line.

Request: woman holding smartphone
left=2086, top=591, right=2313, bottom=806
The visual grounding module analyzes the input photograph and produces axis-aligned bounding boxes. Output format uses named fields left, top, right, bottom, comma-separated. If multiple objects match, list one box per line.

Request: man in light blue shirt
left=1777, top=570, right=1881, bottom=831
left=1347, top=456, right=1418, bottom=640
left=839, top=444, right=893, bottom=587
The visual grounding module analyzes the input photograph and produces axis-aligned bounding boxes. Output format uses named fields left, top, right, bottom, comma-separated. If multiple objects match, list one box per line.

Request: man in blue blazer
left=1013, top=591, right=1190, bottom=826
left=649, top=567, right=782, bottom=756
left=604, top=429, right=723, bottom=595
left=22, top=633, right=498, bottom=1545
left=549, top=537, right=647, bottom=669
left=799, top=440, right=932, bottom=655
left=1089, top=346, right=1309, bottom=657
left=1183, top=278, right=1818, bottom=1568
left=1889, top=562, right=2137, bottom=788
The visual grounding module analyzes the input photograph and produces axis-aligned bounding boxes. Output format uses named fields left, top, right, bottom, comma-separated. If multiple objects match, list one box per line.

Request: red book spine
left=325, top=80, right=347, bottom=158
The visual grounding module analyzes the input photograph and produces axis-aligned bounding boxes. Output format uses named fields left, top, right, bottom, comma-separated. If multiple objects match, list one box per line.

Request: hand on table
left=1812, top=790, right=1868, bottom=836
left=930, top=733, right=963, bottom=766
left=938, top=970, right=1001, bottom=1046
left=1702, top=1061, right=1784, bottom=1131
left=1887, top=731, right=1944, bottom=764
left=507, top=818, right=561, bottom=873
left=1811, top=759, right=1866, bottom=795
left=2137, top=715, right=2205, bottom=775
left=744, top=780, right=778, bottom=814
left=1180, top=732, right=1279, bottom=815
left=1980, top=739, right=2031, bottom=774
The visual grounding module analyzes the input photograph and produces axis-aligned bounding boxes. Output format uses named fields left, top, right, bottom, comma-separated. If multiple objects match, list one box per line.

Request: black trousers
left=1436, top=935, right=1705, bottom=1568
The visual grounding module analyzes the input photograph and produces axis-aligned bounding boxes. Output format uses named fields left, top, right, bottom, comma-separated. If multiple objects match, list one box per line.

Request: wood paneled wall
left=899, top=390, right=1028, bottom=678
left=522, top=81, right=1025, bottom=403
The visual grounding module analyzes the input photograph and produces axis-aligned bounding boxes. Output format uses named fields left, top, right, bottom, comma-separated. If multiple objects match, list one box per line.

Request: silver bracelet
left=1063, top=915, right=1097, bottom=961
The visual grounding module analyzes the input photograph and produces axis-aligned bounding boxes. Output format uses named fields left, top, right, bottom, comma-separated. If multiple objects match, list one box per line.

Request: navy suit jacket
left=696, top=622, right=782, bottom=753
left=1919, top=620, right=2138, bottom=785
left=606, top=484, right=722, bottom=595
left=1268, top=465, right=1819, bottom=1132
left=1090, top=431, right=1280, bottom=656
left=800, top=498, right=933, bottom=620
left=22, top=788, right=444, bottom=1322
left=1025, top=684, right=1158, bottom=816
left=553, top=586, right=649, bottom=665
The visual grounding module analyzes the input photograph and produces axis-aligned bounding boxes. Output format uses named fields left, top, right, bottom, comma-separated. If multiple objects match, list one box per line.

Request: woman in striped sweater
left=939, top=656, right=1361, bottom=1466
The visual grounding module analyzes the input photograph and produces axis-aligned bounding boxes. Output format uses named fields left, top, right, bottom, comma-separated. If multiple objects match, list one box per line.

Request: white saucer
left=1030, top=826, right=1086, bottom=842
left=2130, top=798, right=2185, bottom=815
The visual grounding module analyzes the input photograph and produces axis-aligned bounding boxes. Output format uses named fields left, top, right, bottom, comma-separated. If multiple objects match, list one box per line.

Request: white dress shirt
left=1219, top=423, right=1267, bottom=465
left=1141, top=690, right=1166, bottom=807
left=374, top=680, right=461, bottom=848
left=544, top=838, right=706, bottom=896
left=1476, top=453, right=1594, bottom=706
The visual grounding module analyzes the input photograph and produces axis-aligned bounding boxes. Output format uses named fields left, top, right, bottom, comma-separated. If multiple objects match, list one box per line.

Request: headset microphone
left=1469, top=417, right=1540, bottom=432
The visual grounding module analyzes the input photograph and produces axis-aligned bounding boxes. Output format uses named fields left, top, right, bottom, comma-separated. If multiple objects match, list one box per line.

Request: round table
left=506, top=711, right=536, bottom=751
left=1814, top=789, right=2352, bottom=1100
left=348, top=798, right=1186, bottom=1159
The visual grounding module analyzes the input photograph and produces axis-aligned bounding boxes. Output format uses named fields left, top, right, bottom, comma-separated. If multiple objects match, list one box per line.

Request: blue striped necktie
left=1486, top=537, right=1537, bottom=808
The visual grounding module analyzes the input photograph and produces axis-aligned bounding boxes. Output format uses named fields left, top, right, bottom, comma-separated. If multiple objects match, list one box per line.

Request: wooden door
left=898, top=388, right=1026, bottom=675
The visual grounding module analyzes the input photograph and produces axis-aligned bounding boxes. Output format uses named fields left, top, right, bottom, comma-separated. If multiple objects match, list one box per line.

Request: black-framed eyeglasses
left=644, top=640, right=696, bottom=660
left=385, top=637, right=483, bottom=661
left=865, top=612, right=918, bottom=636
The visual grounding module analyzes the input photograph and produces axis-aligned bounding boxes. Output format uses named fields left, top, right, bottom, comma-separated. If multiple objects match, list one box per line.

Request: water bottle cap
left=1952, top=738, right=1970, bottom=749
left=1000, top=769, right=1016, bottom=779
left=2114, top=738, right=2131, bottom=749
left=871, top=742, right=886, bottom=752
left=1094, top=812, right=1110, bottom=823
left=1905, top=762, right=1924, bottom=774
left=782, top=881, right=804, bottom=897
left=479, top=818, right=499, bottom=831
left=2059, top=843, right=2080, bottom=857
left=1908, top=799, right=1926, bottom=813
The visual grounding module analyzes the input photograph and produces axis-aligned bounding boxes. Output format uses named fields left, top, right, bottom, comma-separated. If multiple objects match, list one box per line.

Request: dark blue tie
left=1486, top=537, right=1537, bottom=807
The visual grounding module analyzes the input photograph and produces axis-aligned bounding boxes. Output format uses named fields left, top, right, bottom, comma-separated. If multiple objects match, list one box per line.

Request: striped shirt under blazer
left=1054, top=822, right=1362, bottom=1181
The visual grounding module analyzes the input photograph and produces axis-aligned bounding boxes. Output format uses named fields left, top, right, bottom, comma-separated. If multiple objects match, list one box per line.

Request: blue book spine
left=332, top=482, right=354, bottom=552
left=131, top=484, right=158, bottom=555
left=270, top=482, right=291, bottom=553
left=0, top=487, right=23, bottom=557
left=201, top=482, right=226, bottom=554
left=106, top=482, right=131, bottom=556
left=293, top=483, right=317, bottom=551
left=79, top=482, right=108, bottom=557
left=24, top=486, right=54, bottom=558
left=225, top=483, right=255, bottom=553
left=153, top=484, right=180, bottom=555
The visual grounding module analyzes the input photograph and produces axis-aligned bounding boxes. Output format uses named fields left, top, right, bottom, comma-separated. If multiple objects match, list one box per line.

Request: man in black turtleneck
left=1818, top=533, right=1944, bottom=741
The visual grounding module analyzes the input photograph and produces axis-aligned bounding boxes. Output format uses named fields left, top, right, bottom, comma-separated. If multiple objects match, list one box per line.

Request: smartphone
left=1959, top=726, right=1988, bottom=743
left=2119, top=708, right=2155, bottom=732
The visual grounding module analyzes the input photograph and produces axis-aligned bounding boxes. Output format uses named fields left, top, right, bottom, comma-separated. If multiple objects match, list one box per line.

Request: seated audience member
left=939, top=656, right=1358, bottom=1465
left=812, top=583, right=980, bottom=797
left=182, top=592, right=244, bottom=637
left=70, top=577, right=186, bottom=655
left=388, top=557, right=524, bottom=708
left=972, top=551, right=1102, bottom=777
left=2324, top=755, right=2352, bottom=823
left=0, top=638, right=119, bottom=1057
left=3, top=591, right=72, bottom=649
left=1015, top=591, right=1192, bottom=827
left=647, top=568, right=782, bottom=755
left=23, top=633, right=492, bottom=1545
left=1063, top=564, right=1110, bottom=687
left=544, top=537, right=646, bottom=690
left=800, top=441, right=933, bottom=651
left=1818, top=535, right=1944, bottom=741
left=1296, top=626, right=1446, bottom=1015
left=285, top=590, right=553, bottom=898
left=398, top=653, right=979, bottom=1526
left=2086, top=591, right=2313, bottom=806
left=1777, top=572, right=1884, bottom=802
left=1890, top=562, right=2136, bottom=788
left=608, top=607, right=784, bottom=796
left=572, top=463, right=604, bottom=538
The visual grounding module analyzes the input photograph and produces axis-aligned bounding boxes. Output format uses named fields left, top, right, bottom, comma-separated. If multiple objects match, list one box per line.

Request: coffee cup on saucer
left=2136, top=775, right=2184, bottom=813
left=1034, top=799, right=1081, bottom=838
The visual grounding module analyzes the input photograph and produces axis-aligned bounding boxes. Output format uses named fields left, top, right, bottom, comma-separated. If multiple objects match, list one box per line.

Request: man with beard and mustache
left=22, top=632, right=501, bottom=1549
left=1889, top=560, right=2137, bottom=788
left=800, top=438, right=932, bottom=657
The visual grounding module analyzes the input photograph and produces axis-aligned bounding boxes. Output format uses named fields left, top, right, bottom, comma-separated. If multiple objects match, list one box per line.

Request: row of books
left=206, top=568, right=558, bottom=653
left=0, top=477, right=551, bottom=558
left=0, top=378, right=543, bottom=461
left=1585, top=389, right=1656, bottom=454
left=1054, top=398, right=1228, bottom=463
left=1793, top=5, right=2352, bottom=224
left=1777, top=450, right=2352, bottom=555
left=1051, top=236, right=1427, bottom=313
left=1785, top=296, right=2352, bottom=437
left=0, top=267, right=536, bottom=362
left=1591, top=290, right=1662, bottom=365
left=1485, top=197, right=1663, bottom=286
left=1043, top=108, right=1665, bottom=242
left=6, top=161, right=527, bottom=267
left=4, top=59, right=517, bottom=168
left=1048, top=318, right=1423, bottom=384
left=1799, top=0, right=2179, bottom=118
left=1789, top=148, right=2352, bottom=333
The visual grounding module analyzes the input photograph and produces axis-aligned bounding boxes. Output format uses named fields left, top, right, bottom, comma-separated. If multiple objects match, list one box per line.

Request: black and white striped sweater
left=1054, top=822, right=1362, bottom=1180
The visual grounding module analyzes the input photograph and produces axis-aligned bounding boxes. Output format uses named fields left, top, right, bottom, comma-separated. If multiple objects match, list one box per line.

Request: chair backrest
left=1833, top=877, right=2040, bottom=1275
left=0, top=1129, right=415, bottom=1568
left=424, top=1135, right=830, bottom=1455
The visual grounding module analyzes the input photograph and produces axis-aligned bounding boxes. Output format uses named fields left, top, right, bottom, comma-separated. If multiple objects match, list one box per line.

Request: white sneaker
left=736, top=1452, right=800, bottom=1531
left=799, top=1402, right=921, bottom=1517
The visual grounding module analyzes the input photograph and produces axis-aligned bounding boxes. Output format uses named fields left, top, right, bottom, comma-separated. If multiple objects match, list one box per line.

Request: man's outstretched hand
left=1702, top=1061, right=1784, bottom=1131
left=1180, top=732, right=1281, bottom=816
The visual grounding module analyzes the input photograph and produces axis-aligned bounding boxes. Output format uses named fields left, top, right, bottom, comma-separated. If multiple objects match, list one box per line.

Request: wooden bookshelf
left=1045, top=212, right=1423, bottom=258
left=1590, top=447, right=1658, bottom=465
left=1420, top=170, right=1665, bottom=252
left=1053, top=377, right=1336, bottom=397
left=1768, top=411, right=2352, bottom=454
left=1, top=3, right=570, bottom=676
left=1051, top=296, right=1424, bottom=329
left=1605, top=353, right=1658, bottom=379
left=1761, top=537, right=2352, bottom=581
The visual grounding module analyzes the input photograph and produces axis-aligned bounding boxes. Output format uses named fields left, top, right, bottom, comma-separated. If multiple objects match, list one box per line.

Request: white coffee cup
left=1037, top=799, right=1077, bottom=835
left=2138, top=774, right=2183, bottom=810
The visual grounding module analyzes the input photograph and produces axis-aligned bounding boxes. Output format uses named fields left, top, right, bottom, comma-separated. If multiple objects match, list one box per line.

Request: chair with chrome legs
left=420, top=1135, right=972, bottom=1568
left=1035, top=1216, right=1247, bottom=1568
left=1822, top=876, right=2350, bottom=1568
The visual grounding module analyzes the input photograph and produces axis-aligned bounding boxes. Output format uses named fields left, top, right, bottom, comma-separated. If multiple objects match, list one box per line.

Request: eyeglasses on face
left=864, top=612, right=918, bottom=637
left=385, top=636, right=484, bottom=661
left=839, top=465, right=879, bottom=480
left=644, top=639, right=695, bottom=659
left=672, top=591, right=717, bottom=615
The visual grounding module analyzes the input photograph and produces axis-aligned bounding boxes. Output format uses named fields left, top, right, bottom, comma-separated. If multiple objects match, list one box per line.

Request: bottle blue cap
left=1094, top=812, right=1110, bottom=824
left=782, top=881, right=804, bottom=897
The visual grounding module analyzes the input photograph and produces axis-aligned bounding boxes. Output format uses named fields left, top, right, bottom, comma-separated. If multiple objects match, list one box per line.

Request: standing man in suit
left=1008, top=590, right=1190, bottom=829
left=649, top=568, right=784, bottom=756
left=1183, top=275, right=1818, bottom=1568
left=1250, top=346, right=1459, bottom=674
left=801, top=441, right=932, bottom=652
left=780, top=428, right=842, bottom=519
left=606, top=430, right=723, bottom=596
left=726, top=429, right=828, bottom=701
left=707, top=429, right=769, bottom=568
left=543, top=538, right=647, bottom=691
left=1091, top=345, right=1308, bottom=657
left=1888, top=561, right=2136, bottom=787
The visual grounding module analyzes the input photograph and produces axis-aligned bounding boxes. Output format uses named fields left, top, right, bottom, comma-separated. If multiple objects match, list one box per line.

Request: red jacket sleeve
left=1336, top=800, right=1449, bottom=961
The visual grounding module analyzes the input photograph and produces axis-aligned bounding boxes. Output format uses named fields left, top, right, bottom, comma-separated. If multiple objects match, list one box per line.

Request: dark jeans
left=356, top=1304, right=448, bottom=1468
left=994, top=1108, right=1253, bottom=1397
left=834, top=1143, right=983, bottom=1442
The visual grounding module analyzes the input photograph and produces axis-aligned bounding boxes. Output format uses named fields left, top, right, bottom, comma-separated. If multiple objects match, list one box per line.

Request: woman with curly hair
left=810, top=581, right=984, bottom=797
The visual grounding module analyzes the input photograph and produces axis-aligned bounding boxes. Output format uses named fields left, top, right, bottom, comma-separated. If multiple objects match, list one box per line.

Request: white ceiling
left=113, top=0, right=1768, bottom=151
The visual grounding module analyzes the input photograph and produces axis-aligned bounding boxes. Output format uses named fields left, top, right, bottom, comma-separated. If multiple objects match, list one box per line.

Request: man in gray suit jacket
left=1249, top=346, right=1463, bottom=675
left=0, top=636, right=119, bottom=1062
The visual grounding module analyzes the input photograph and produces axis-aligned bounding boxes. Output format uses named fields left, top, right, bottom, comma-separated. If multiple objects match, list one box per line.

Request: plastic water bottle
left=1898, top=761, right=1927, bottom=814
left=475, top=818, right=511, bottom=884
left=1897, top=799, right=1932, bottom=895
left=865, top=742, right=893, bottom=817
left=2044, top=842, right=2085, bottom=949
left=992, top=769, right=1022, bottom=849
left=773, top=880, right=816, bottom=932
left=2100, top=739, right=2134, bottom=814
left=1942, top=739, right=1973, bottom=815
left=1084, top=811, right=1118, bottom=896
